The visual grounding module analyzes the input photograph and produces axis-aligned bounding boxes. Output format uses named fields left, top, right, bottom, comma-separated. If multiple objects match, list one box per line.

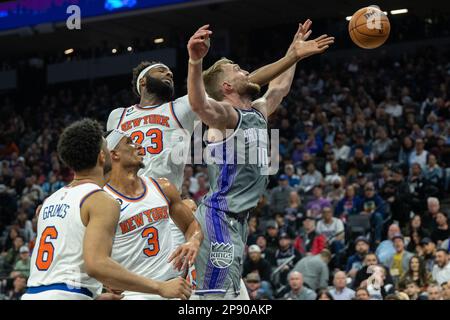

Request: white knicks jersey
left=27, top=183, right=104, bottom=298
left=104, top=176, right=177, bottom=298
left=107, top=95, right=199, bottom=192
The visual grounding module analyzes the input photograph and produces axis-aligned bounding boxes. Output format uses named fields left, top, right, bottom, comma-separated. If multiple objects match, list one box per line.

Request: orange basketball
left=348, top=6, right=390, bottom=49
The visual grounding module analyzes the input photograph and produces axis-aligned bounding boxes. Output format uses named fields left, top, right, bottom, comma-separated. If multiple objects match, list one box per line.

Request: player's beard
left=145, top=75, right=174, bottom=102
left=237, top=81, right=261, bottom=100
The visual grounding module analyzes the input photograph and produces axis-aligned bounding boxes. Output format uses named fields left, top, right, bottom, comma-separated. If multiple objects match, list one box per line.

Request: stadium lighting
left=390, top=8, right=408, bottom=15
left=154, top=38, right=164, bottom=44
left=64, top=48, right=74, bottom=55
left=112, top=48, right=117, bottom=54
left=127, top=46, right=133, bottom=52
left=346, top=16, right=352, bottom=21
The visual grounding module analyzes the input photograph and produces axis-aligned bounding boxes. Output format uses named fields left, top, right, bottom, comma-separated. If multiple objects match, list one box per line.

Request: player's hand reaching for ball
left=168, top=239, right=200, bottom=271
left=159, top=277, right=192, bottom=300
left=187, top=24, right=212, bottom=62
left=289, top=20, right=335, bottom=60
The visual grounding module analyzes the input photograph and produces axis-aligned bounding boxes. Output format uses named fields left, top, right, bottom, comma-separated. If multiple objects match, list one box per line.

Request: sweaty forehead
left=148, top=65, right=171, bottom=74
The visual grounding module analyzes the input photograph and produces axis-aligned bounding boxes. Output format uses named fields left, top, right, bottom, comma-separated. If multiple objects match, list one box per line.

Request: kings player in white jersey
left=22, top=119, right=192, bottom=300
left=103, top=129, right=203, bottom=300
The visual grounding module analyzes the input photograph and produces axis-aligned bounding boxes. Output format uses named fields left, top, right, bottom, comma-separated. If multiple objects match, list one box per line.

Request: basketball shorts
left=194, top=204, right=248, bottom=298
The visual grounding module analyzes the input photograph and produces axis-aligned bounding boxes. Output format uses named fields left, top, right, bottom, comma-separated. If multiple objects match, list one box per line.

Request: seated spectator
left=6, top=274, right=27, bottom=300
left=11, top=245, right=30, bottom=278
left=347, top=146, right=372, bottom=174
left=398, top=255, right=432, bottom=291
left=421, top=237, right=438, bottom=273
left=363, top=265, right=395, bottom=300
left=442, top=280, right=450, bottom=300
left=15, top=210, right=34, bottom=243
left=192, top=173, right=208, bottom=202
left=293, top=217, right=326, bottom=256
left=292, top=249, right=331, bottom=291
left=264, top=221, right=279, bottom=258
left=381, top=167, right=411, bottom=226
left=332, top=132, right=351, bottom=163
left=299, top=162, right=323, bottom=194
left=406, top=163, right=428, bottom=214
left=356, top=182, right=386, bottom=243
left=269, top=175, right=294, bottom=214
left=316, top=289, right=334, bottom=300
left=41, top=172, right=65, bottom=197
left=353, top=253, right=394, bottom=292
left=305, top=186, right=331, bottom=219
left=334, top=185, right=359, bottom=221
left=431, top=212, right=450, bottom=246
left=426, top=283, right=443, bottom=300
left=432, top=249, right=450, bottom=285
left=2, top=236, right=24, bottom=274
left=371, top=126, right=393, bottom=163
left=346, top=236, right=370, bottom=277
left=402, top=214, right=430, bottom=252
left=243, top=245, right=272, bottom=283
left=316, top=206, right=345, bottom=254
left=423, top=197, right=441, bottom=231
left=329, top=271, right=355, bottom=300
left=403, top=280, right=422, bottom=300
left=255, top=235, right=276, bottom=266
left=282, top=271, right=316, bottom=300
left=244, top=273, right=273, bottom=300
left=441, top=236, right=450, bottom=252
left=284, top=191, right=304, bottom=232
left=284, top=164, right=301, bottom=188
left=424, top=154, right=443, bottom=186
left=385, top=234, right=414, bottom=284
left=324, top=176, right=345, bottom=206
left=398, top=136, right=414, bottom=165
left=354, top=287, right=370, bottom=300
left=21, top=176, right=44, bottom=206
left=409, top=138, right=429, bottom=169
left=273, top=232, right=301, bottom=285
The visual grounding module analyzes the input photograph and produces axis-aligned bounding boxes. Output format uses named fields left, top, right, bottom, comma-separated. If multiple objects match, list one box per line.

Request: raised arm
left=187, top=25, right=238, bottom=129
left=156, top=178, right=203, bottom=271
left=82, top=191, right=191, bottom=299
left=254, top=24, right=334, bottom=117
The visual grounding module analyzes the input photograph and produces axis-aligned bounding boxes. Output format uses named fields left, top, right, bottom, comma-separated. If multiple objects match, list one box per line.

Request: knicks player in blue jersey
left=186, top=24, right=334, bottom=299
left=23, top=119, right=192, bottom=300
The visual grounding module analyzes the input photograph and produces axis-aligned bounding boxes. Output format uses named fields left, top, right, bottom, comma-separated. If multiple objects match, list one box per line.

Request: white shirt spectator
left=432, top=262, right=450, bottom=285
left=329, top=287, right=355, bottom=300
left=409, top=150, right=429, bottom=169
left=333, top=145, right=351, bottom=162
left=385, top=103, right=403, bottom=118
left=317, top=217, right=345, bottom=242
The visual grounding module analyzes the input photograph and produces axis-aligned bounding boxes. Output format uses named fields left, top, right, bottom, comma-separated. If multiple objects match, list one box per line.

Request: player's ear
left=222, top=81, right=232, bottom=94
left=98, top=149, right=106, bottom=167
left=139, top=76, right=146, bottom=91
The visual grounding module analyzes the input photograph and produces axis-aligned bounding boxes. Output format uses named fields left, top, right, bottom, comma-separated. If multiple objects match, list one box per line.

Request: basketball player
left=186, top=25, right=334, bottom=299
left=106, top=19, right=323, bottom=261
left=22, top=119, right=191, bottom=300
left=103, top=129, right=203, bottom=299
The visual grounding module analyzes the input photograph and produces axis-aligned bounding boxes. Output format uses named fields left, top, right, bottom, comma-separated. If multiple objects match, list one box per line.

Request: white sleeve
left=172, top=95, right=200, bottom=134
left=107, top=108, right=126, bottom=131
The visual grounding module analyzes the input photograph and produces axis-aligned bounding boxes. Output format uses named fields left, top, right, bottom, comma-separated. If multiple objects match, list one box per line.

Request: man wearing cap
left=293, top=216, right=326, bottom=256
left=274, top=232, right=301, bottom=285
left=243, top=245, right=272, bottom=283
left=345, top=236, right=370, bottom=278
left=385, top=234, right=413, bottom=284
left=264, top=220, right=280, bottom=259
left=269, top=174, right=294, bottom=214
left=11, top=246, right=31, bottom=278
left=284, top=164, right=301, bottom=188
left=421, top=237, right=437, bottom=273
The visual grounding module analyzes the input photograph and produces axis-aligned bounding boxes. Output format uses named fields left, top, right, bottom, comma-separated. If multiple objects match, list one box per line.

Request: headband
left=136, top=63, right=169, bottom=96
left=106, top=129, right=130, bottom=150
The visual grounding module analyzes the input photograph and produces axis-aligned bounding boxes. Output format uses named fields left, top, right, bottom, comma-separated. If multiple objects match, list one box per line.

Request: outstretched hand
left=187, top=24, right=213, bottom=61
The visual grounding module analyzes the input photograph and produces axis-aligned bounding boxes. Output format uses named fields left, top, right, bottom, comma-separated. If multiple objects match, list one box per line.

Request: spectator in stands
left=5, top=274, right=27, bottom=300
left=371, top=126, right=393, bottom=164
left=299, top=162, right=323, bottom=194
left=424, top=153, right=443, bottom=186
left=347, top=146, right=372, bottom=175
left=324, top=176, right=345, bottom=206
left=282, top=271, right=316, bottom=300
left=381, top=167, right=411, bottom=226
left=356, top=181, right=385, bottom=243
left=427, top=283, right=443, bottom=300
left=243, top=244, right=272, bottom=283
left=274, top=232, right=301, bottom=285
left=192, top=173, right=208, bottom=202
left=432, top=249, right=450, bottom=285
left=10, top=245, right=30, bottom=278
left=244, top=273, right=273, bottom=300
left=332, top=132, right=350, bottom=163
left=423, top=197, right=441, bottom=231
left=284, top=191, right=304, bottom=232
left=334, top=185, right=359, bottom=221
left=264, top=221, right=279, bottom=259
left=403, top=214, right=430, bottom=252
left=293, top=217, right=326, bottom=256
left=292, top=249, right=331, bottom=291
left=398, top=255, right=432, bottom=291
left=421, top=237, right=438, bottom=273
left=354, top=287, right=370, bottom=300
left=431, top=212, right=450, bottom=246
left=409, top=139, right=429, bottom=169
left=329, top=271, right=355, bottom=300
left=398, top=136, right=414, bottom=166
left=21, top=176, right=44, bottom=206
left=316, top=206, right=345, bottom=254
left=15, top=210, right=34, bottom=243
left=346, top=236, right=370, bottom=278
left=2, top=236, right=24, bottom=274
left=353, top=253, right=394, bottom=292
left=306, top=186, right=331, bottom=219
left=385, top=234, right=414, bottom=284
left=316, top=289, right=334, bottom=300
left=442, top=280, right=450, bottom=300
left=270, top=175, right=294, bottom=214
left=403, top=280, right=422, bottom=300
left=284, top=164, right=301, bottom=188
left=376, top=223, right=401, bottom=265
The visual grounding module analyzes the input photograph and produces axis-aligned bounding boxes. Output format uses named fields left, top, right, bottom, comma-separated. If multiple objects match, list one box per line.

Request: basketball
left=348, top=6, right=390, bottom=49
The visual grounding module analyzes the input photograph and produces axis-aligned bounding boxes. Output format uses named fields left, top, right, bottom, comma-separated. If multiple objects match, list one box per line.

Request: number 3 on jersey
left=141, top=226, right=160, bottom=257
left=131, top=128, right=163, bottom=155
left=36, top=226, right=58, bottom=271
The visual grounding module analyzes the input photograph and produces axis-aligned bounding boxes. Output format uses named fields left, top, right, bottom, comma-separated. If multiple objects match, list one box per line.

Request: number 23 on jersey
left=131, top=128, right=163, bottom=155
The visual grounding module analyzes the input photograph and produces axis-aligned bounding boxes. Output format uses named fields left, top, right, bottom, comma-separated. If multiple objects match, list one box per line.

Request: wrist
left=189, top=58, right=203, bottom=65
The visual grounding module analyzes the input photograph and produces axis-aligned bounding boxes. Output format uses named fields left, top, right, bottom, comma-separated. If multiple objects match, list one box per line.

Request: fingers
left=314, top=34, right=329, bottom=42
left=168, top=246, right=181, bottom=263
left=301, top=19, right=312, bottom=33
left=301, top=30, right=312, bottom=41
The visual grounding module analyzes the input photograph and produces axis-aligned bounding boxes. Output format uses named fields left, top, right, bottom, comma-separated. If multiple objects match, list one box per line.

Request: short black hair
left=131, top=60, right=160, bottom=97
left=437, top=248, right=449, bottom=255
left=57, top=119, right=104, bottom=172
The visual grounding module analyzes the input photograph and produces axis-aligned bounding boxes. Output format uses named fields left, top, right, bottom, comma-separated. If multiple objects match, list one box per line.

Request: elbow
left=85, top=257, right=104, bottom=280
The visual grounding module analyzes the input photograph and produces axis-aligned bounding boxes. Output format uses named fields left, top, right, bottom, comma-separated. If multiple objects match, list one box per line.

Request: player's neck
left=139, top=92, right=165, bottom=107
left=108, top=168, right=143, bottom=197
left=71, top=168, right=106, bottom=188
left=225, top=93, right=252, bottom=110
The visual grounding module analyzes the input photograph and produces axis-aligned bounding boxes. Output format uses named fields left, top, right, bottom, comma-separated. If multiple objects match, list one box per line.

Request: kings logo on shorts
left=210, top=242, right=234, bottom=269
